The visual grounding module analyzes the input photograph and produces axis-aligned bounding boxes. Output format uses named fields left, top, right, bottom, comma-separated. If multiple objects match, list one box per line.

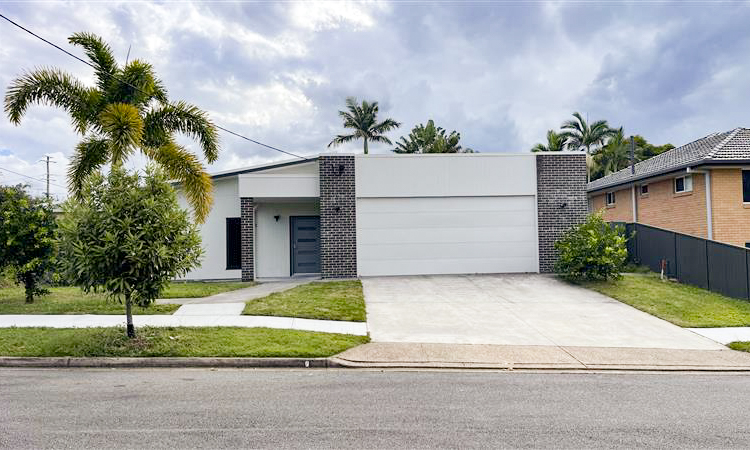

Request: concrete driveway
left=362, top=274, right=724, bottom=350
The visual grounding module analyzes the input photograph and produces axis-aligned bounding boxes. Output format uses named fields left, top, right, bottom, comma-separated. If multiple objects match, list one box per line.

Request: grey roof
left=587, top=127, right=750, bottom=192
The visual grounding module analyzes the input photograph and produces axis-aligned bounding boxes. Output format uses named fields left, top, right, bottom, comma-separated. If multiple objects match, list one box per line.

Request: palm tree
left=531, top=129, right=565, bottom=152
left=597, top=127, right=630, bottom=175
left=559, top=112, right=615, bottom=181
left=4, top=32, right=219, bottom=222
left=393, top=119, right=472, bottom=154
left=328, top=97, right=400, bottom=154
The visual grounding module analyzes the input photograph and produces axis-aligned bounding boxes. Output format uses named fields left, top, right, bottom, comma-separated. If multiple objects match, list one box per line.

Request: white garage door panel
left=357, top=226, right=537, bottom=245
left=356, top=196, right=538, bottom=276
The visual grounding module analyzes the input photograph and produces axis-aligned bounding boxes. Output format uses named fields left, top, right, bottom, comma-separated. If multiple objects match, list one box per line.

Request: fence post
left=706, top=239, right=710, bottom=292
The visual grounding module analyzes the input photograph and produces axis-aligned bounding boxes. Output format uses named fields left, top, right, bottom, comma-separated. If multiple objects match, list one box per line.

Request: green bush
left=0, top=185, right=57, bottom=302
left=554, top=212, right=628, bottom=281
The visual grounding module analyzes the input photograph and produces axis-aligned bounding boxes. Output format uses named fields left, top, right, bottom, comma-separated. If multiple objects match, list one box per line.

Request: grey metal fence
left=613, top=222, right=750, bottom=301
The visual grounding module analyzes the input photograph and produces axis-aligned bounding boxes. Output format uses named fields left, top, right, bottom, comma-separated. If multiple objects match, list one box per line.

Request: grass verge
left=0, top=287, right=179, bottom=315
left=728, top=342, right=750, bottom=352
left=243, top=281, right=366, bottom=322
left=581, top=273, right=750, bottom=328
left=0, top=327, right=369, bottom=357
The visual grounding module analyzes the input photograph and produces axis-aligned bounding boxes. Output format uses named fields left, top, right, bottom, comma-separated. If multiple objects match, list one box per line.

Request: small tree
left=0, top=185, right=56, bottom=303
left=554, top=212, right=628, bottom=282
left=59, top=167, right=202, bottom=338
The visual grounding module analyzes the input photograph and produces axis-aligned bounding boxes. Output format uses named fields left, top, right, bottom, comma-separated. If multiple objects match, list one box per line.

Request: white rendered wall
left=255, top=201, right=320, bottom=278
left=177, top=176, right=241, bottom=280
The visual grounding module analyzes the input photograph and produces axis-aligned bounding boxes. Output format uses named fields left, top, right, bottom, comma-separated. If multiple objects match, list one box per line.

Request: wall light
left=274, top=215, right=280, bottom=222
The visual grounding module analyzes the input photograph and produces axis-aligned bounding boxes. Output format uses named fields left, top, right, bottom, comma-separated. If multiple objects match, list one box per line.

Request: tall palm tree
left=559, top=112, right=615, bottom=181
left=4, top=32, right=219, bottom=222
left=328, top=97, right=400, bottom=154
left=598, top=127, right=630, bottom=175
left=531, top=129, right=565, bottom=152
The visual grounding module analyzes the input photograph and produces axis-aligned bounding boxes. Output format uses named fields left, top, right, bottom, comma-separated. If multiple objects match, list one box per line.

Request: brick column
left=319, top=155, right=357, bottom=278
left=536, top=154, right=588, bottom=273
left=240, top=197, right=254, bottom=281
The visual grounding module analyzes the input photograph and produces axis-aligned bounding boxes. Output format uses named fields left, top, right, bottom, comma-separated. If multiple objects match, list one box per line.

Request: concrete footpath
left=332, top=342, right=750, bottom=371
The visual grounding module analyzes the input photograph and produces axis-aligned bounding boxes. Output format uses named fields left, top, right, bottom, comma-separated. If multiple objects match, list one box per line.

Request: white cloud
left=288, top=1, right=388, bottom=31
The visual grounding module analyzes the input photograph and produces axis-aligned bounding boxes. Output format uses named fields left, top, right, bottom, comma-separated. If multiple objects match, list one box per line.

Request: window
left=640, top=184, right=649, bottom=195
left=606, top=192, right=616, bottom=205
left=746, top=242, right=750, bottom=249
left=226, top=218, right=242, bottom=270
left=674, top=175, right=693, bottom=193
left=743, top=170, right=750, bottom=203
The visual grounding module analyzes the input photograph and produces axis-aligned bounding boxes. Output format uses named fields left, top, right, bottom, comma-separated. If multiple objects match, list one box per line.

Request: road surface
left=2, top=369, right=749, bottom=448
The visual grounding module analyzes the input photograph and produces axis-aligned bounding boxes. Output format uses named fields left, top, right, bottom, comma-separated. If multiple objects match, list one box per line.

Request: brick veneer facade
left=240, top=197, right=254, bottom=281
left=710, top=169, right=750, bottom=247
left=536, top=154, right=588, bottom=273
left=319, top=155, right=357, bottom=278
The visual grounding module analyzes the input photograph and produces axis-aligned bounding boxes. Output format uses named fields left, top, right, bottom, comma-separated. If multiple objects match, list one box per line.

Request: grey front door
left=290, top=216, right=321, bottom=275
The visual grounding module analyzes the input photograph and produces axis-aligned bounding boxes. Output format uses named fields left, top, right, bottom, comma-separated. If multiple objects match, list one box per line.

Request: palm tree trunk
left=125, top=293, right=136, bottom=338
left=363, top=137, right=368, bottom=155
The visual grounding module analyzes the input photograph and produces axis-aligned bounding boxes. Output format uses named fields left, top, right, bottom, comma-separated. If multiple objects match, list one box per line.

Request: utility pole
left=39, top=155, right=55, bottom=201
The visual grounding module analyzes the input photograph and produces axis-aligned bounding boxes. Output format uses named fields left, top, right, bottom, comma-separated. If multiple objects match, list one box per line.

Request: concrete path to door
left=362, top=274, right=724, bottom=350
left=156, top=279, right=310, bottom=305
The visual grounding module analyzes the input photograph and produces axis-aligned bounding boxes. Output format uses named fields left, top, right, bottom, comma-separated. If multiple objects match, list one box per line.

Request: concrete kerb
left=0, top=356, right=344, bottom=369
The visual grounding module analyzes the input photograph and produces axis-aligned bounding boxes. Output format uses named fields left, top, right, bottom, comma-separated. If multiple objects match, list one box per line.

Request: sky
left=1, top=0, right=749, bottom=200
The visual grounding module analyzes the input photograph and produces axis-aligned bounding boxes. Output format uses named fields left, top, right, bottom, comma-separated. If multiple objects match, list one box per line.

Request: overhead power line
left=0, top=12, right=309, bottom=161
left=0, top=166, right=66, bottom=189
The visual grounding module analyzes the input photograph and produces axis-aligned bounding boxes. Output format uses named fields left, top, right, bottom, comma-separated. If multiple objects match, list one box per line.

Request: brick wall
left=591, top=187, right=634, bottom=222
left=319, top=155, right=357, bottom=278
left=536, top=154, right=588, bottom=273
left=711, top=169, right=750, bottom=247
left=240, top=197, right=254, bottom=281
left=592, top=174, right=709, bottom=239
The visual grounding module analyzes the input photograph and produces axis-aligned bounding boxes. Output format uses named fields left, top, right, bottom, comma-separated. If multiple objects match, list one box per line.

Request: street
left=2, top=369, right=750, bottom=448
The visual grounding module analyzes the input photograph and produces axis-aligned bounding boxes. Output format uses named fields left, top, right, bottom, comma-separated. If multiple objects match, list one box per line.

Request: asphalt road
left=2, top=369, right=750, bottom=449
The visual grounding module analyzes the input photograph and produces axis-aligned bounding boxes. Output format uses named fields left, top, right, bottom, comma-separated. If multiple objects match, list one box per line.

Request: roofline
left=587, top=159, right=750, bottom=193
left=210, top=156, right=318, bottom=180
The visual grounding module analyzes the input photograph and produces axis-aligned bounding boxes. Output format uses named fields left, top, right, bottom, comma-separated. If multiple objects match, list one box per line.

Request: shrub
left=0, top=185, right=57, bottom=302
left=58, top=167, right=202, bottom=337
left=554, top=212, right=628, bottom=282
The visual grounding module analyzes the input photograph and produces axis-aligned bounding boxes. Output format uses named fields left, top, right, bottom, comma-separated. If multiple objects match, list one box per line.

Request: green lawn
left=728, top=342, right=750, bottom=352
left=160, top=281, right=254, bottom=298
left=243, top=281, right=366, bottom=322
left=0, top=281, right=252, bottom=315
left=0, top=327, right=368, bottom=357
left=0, top=287, right=179, bottom=315
left=581, top=273, right=750, bottom=328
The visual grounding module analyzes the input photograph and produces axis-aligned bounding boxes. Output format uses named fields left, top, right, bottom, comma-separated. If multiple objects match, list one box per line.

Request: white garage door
left=356, top=196, right=538, bottom=276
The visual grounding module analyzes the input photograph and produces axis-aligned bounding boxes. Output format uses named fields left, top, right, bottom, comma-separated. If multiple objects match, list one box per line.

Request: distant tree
left=590, top=132, right=674, bottom=181
left=531, top=129, right=565, bottom=152
left=328, top=97, right=400, bottom=154
left=560, top=112, right=616, bottom=181
left=4, top=32, right=219, bottom=222
left=58, top=167, right=202, bottom=338
left=0, top=185, right=56, bottom=303
left=633, top=135, right=674, bottom=161
left=393, top=119, right=473, bottom=154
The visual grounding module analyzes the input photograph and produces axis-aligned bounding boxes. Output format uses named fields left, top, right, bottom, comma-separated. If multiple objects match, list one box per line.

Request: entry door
left=290, top=216, right=321, bottom=275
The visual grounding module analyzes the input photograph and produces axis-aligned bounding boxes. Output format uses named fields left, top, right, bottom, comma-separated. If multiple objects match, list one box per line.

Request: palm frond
left=328, top=134, right=357, bottom=148
left=68, top=135, right=109, bottom=200
left=108, top=60, right=164, bottom=108
left=98, top=103, right=143, bottom=166
left=143, top=101, right=219, bottom=163
left=4, top=68, right=93, bottom=134
left=371, top=118, right=401, bottom=135
left=143, top=141, right=212, bottom=223
left=369, top=135, right=393, bottom=145
left=68, top=32, right=118, bottom=92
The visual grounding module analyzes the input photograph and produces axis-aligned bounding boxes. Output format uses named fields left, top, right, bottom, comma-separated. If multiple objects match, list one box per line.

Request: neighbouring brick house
left=588, top=127, right=750, bottom=248
left=174, top=152, right=587, bottom=280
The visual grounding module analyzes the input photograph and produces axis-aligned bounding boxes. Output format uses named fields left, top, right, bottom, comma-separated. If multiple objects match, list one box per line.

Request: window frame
left=606, top=191, right=616, bottom=206
left=640, top=184, right=649, bottom=196
left=742, top=170, right=750, bottom=203
left=225, top=217, right=242, bottom=270
left=674, top=175, right=693, bottom=194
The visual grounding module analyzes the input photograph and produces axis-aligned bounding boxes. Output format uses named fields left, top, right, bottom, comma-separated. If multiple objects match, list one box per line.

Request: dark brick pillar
left=536, top=154, right=588, bottom=273
left=240, top=197, right=254, bottom=281
left=319, top=155, right=357, bottom=278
